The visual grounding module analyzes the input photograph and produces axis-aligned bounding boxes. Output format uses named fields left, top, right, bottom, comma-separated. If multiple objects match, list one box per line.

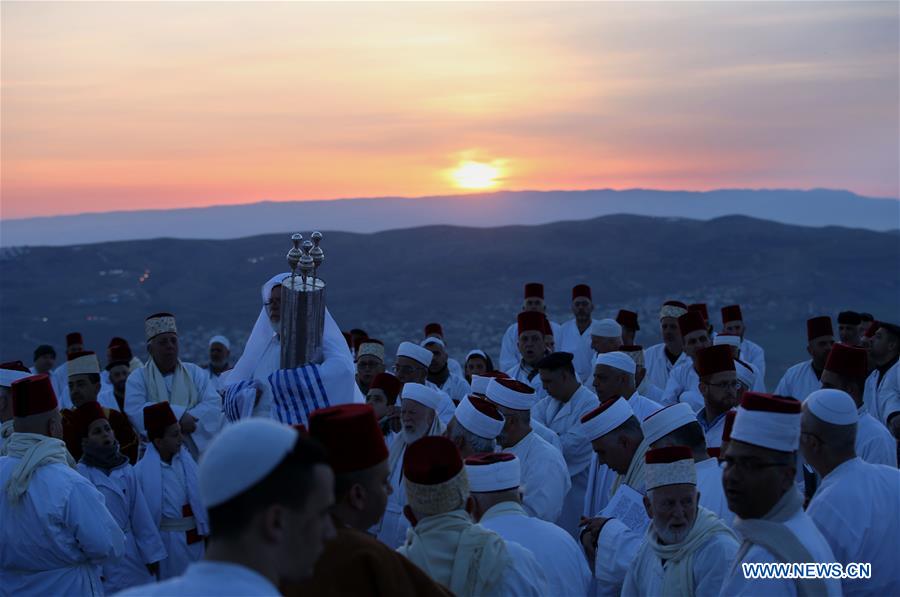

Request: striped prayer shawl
left=268, top=364, right=331, bottom=426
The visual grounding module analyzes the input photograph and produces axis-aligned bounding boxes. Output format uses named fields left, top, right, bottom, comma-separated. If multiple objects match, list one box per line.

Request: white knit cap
left=401, top=382, right=442, bottom=411
left=199, top=418, right=298, bottom=508
left=642, top=403, right=697, bottom=445
left=68, top=353, right=100, bottom=377
left=730, top=393, right=801, bottom=452
left=734, top=360, right=755, bottom=388
left=804, top=389, right=859, bottom=425
left=209, top=335, right=231, bottom=350
left=714, top=335, right=742, bottom=348
left=591, top=319, right=622, bottom=338
left=485, top=378, right=536, bottom=411
left=579, top=397, right=633, bottom=441
left=397, top=341, right=434, bottom=367
left=644, top=446, right=697, bottom=490
left=421, top=337, right=445, bottom=349
left=466, top=454, right=521, bottom=492
left=593, top=351, right=636, bottom=375
left=454, top=395, right=505, bottom=439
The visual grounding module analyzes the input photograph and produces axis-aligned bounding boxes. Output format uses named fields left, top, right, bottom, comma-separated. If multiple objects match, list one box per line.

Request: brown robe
left=283, top=522, right=452, bottom=597
left=62, top=405, right=140, bottom=464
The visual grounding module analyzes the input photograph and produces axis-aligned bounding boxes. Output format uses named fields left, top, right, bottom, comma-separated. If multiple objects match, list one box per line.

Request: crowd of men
left=1, top=277, right=898, bottom=596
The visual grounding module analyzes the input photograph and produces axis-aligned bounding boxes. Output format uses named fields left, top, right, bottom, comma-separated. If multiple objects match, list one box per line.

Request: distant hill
left=1, top=214, right=897, bottom=388
left=1, top=188, right=898, bottom=248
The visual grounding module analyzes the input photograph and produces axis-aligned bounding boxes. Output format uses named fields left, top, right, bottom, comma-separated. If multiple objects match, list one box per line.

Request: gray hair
left=448, top=420, right=496, bottom=453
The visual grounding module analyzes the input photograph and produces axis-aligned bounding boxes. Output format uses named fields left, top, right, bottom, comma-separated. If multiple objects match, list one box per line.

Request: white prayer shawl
left=4, top=432, right=76, bottom=502
left=0, top=419, right=14, bottom=456
left=856, top=410, right=897, bottom=467
left=0, top=451, right=124, bottom=596
left=863, top=361, right=900, bottom=426
left=807, top=458, right=900, bottom=597
left=559, top=317, right=600, bottom=382
left=694, top=457, right=734, bottom=528
left=739, top=338, right=766, bottom=386
left=480, top=501, right=591, bottom=597
left=116, top=561, right=281, bottom=597
left=621, top=507, right=739, bottom=597
left=507, top=430, right=570, bottom=523
left=775, top=360, right=822, bottom=402
left=76, top=462, right=167, bottom=594
left=434, top=372, right=471, bottom=405
left=500, top=320, right=562, bottom=373
left=133, top=444, right=208, bottom=580
left=396, top=509, right=547, bottom=597
left=644, top=343, right=680, bottom=398
left=125, top=361, right=223, bottom=457
left=660, top=355, right=705, bottom=412
left=505, top=361, right=548, bottom=402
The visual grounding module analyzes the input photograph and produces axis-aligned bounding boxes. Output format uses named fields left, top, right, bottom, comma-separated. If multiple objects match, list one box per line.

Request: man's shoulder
left=645, top=343, right=665, bottom=357
left=783, top=360, right=811, bottom=375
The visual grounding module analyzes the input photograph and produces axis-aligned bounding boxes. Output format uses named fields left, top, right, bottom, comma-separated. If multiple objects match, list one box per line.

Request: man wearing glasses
left=693, top=345, right=740, bottom=450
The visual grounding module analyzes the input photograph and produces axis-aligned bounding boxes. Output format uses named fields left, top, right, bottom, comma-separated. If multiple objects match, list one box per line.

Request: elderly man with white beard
left=621, top=446, right=738, bottom=597
left=392, top=341, right=455, bottom=425
left=375, top=382, right=446, bottom=549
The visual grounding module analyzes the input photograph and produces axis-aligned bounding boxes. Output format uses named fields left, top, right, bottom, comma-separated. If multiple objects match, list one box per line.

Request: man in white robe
left=467, top=452, right=591, bottom=597
left=693, top=345, right=741, bottom=449
left=801, top=389, right=900, bottom=597
left=720, top=392, right=841, bottom=596
left=644, top=301, right=689, bottom=396
left=98, top=342, right=134, bottom=413
left=499, top=282, right=561, bottom=372
left=616, top=309, right=640, bottom=347
left=505, top=311, right=552, bottom=401
left=0, top=361, right=32, bottom=454
left=125, top=312, right=223, bottom=458
left=589, top=319, right=623, bottom=359
left=0, top=374, right=125, bottom=596
left=775, top=316, right=835, bottom=401
left=621, top=446, right=738, bottom=597
left=49, top=331, right=86, bottom=409
left=355, top=338, right=386, bottom=394
left=485, top=377, right=570, bottom=523
left=864, top=322, right=900, bottom=438
left=396, top=436, right=547, bottom=596
left=423, top=337, right=471, bottom=404
left=721, top=304, right=767, bottom=385
left=120, top=419, right=336, bottom=596
left=837, top=310, right=863, bottom=346
left=715, top=334, right=766, bottom=392
left=424, top=322, right=465, bottom=378
left=391, top=341, right=455, bottom=425
left=620, top=344, right=665, bottom=402
left=661, top=311, right=712, bottom=411
left=204, top=335, right=232, bottom=394
left=533, top=351, right=600, bottom=535
left=558, top=284, right=600, bottom=382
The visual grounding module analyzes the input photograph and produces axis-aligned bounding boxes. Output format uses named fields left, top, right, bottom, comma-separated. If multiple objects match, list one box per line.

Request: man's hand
left=578, top=516, right=610, bottom=565
left=180, top=412, right=198, bottom=434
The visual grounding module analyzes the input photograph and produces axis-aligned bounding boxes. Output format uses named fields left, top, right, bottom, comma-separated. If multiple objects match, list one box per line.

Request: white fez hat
left=208, top=335, right=230, bottom=350
left=397, top=341, right=434, bottom=367
left=68, top=353, right=100, bottom=377
left=199, top=418, right=298, bottom=508
left=421, top=337, right=445, bottom=349
left=734, top=359, right=755, bottom=388
left=485, top=378, right=536, bottom=411
left=804, top=389, right=859, bottom=425
left=470, top=375, right=492, bottom=395
left=455, top=395, right=505, bottom=439
left=641, top=403, right=697, bottom=445
left=730, top=393, right=801, bottom=453
left=714, top=334, right=742, bottom=348
left=591, top=319, right=622, bottom=338
left=401, top=382, right=442, bottom=411
left=579, top=397, right=633, bottom=441
left=644, top=446, right=697, bottom=490
left=593, top=351, right=636, bottom=375
left=465, top=453, right=521, bottom=492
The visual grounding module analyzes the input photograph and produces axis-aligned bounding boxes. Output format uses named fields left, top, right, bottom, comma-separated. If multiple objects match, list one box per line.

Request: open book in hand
left=600, top=484, right=650, bottom=533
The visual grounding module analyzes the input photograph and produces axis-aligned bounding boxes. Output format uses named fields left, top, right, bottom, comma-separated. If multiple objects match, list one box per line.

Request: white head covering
left=731, top=395, right=801, bottom=452
left=199, top=418, right=298, bottom=508
left=579, top=397, right=632, bottom=441
left=642, top=403, right=697, bottom=445
left=68, top=353, right=100, bottom=377
left=714, top=334, right=742, bottom=349
left=644, top=449, right=697, bottom=490
left=804, top=389, right=859, bottom=425
left=421, top=337, right=445, bottom=349
left=0, top=366, right=31, bottom=388
left=593, top=351, right=636, bottom=374
left=466, top=456, right=521, bottom=492
left=401, top=382, right=442, bottom=411
left=227, top=272, right=289, bottom=383
left=591, top=319, right=622, bottom=338
left=485, top=378, right=536, bottom=411
left=455, top=396, right=505, bottom=439
left=397, top=342, right=434, bottom=367
left=209, top=335, right=231, bottom=350
left=466, top=349, right=487, bottom=362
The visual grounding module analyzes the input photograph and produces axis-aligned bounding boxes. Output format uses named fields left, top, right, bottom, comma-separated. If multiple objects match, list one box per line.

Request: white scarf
left=642, top=506, right=737, bottom=597
left=0, top=420, right=15, bottom=456
left=612, top=434, right=651, bottom=494
left=143, top=358, right=198, bottom=410
left=4, top=432, right=76, bottom=502
left=398, top=509, right=509, bottom=596
left=134, top=443, right=209, bottom=535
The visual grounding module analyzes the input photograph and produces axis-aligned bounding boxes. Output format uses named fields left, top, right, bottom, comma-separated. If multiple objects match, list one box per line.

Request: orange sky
left=2, top=1, right=898, bottom=220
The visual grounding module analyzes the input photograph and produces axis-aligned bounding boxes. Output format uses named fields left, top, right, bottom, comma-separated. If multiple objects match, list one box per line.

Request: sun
left=451, top=161, right=501, bottom=190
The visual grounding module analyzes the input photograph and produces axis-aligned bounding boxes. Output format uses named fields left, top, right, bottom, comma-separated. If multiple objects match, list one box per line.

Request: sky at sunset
left=2, top=1, right=898, bottom=220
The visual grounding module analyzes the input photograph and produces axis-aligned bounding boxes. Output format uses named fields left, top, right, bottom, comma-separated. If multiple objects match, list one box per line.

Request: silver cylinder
left=279, top=275, right=326, bottom=368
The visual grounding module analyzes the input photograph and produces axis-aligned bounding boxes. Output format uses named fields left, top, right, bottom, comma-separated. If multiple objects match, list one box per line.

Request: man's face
left=400, top=398, right=434, bottom=443
left=85, top=418, right=115, bottom=450
left=722, top=440, right=795, bottom=519
left=592, top=364, right=626, bottom=402
left=807, top=336, right=835, bottom=367
left=518, top=331, right=545, bottom=366
left=682, top=330, right=710, bottom=358
left=34, top=354, right=56, bottom=374
left=108, top=364, right=130, bottom=394
left=465, top=356, right=488, bottom=378
left=838, top=323, right=861, bottom=346
left=267, top=285, right=283, bottom=325
left=699, top=370, right=739, bottom=413
left=68, top=374, right=100, bottom=408
left=356, top=356, right=384, bottom=386
left=723, top=321, right=745, bottom=337
left=366, top=388, right=389, bottom=420
left=660, top=318, right=683, bottom=352
left=648, top=484, right=699, bottom=545
left=359, top=460, right=392, bottom=529
left=425, top=344, right=448, bottom=374
left=868, top=328, right=899, bottom=366
left=153, top=422, right=183, bottom=460
left=148, top=333, right=179, bottom=372
left=572, top=298, right=593, bottom=320
left=209, top=342, right=230, bottom=367
left=284, top=464, right=336, bottom=582
left=819, top=369, right=862, bottom=406
left=590, top=336, right=620, bottom=354
left=621, top=328, right=636, bottom=346
left=538, top=368, right=569, bottom=400
left=393, top=356, right=427, bottom=384
left=523, top=297, right=545, bottom=312
left=591, top=431, right=635, bottom=474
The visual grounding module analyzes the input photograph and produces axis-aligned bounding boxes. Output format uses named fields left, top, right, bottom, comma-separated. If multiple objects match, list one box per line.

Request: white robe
left=531, top=385, right=599, bottom=535
left=124, top=361, right=223, bottom=457
left=720, top=508, right=842, bottom=596
left=774, top=360, right=822, bottom=402
left=447, top=357, right=464, bottom=379
left=432, top=372, right=471, bottom=405
left=76, top=462, right=167, bottom=593
left=116, top=561, right=281, bottom=596
left=644, top=343, right=680, bottom=398
left=696, top=407, right=732, bottom=449
left=660, top=354, right=705, bottom=412
left=532, top=420, right=564, bottom=451
left=594, top=518, right=644, bottom=597
left=97, top=385, right=123, bottom=412
left=864, top=360, right=900, bottom=427
left=0, top=457, right=125, bottom=596
left=856, top=410, right=897, bottom=467
left=695, top=457, right=734, bottom=527
left=480, top=501, right=591, bottom=597
left=807, top=457, right=900, bottom=597
left=500, top=320, right=562, bottom=373
left=739, top=338, right=766, bottom=387
left=558, top=318, right=600, bottom=382
left=505, top=361, right=548, bottom=402
left=507, top=430, right=570, bottom=524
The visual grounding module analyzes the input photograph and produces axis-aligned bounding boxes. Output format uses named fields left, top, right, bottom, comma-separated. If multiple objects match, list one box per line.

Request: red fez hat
left=495, top=378, right=533, bottom=394
left=482, top=371, right=510, bottom=380
left=688, top=303, right=709, bottom=322
left=740, top=392, right=801, bottom=414
left=66, top=332, right=84, bottom=347
left=721, top=410, right=736, bottom=442
left=341, top=332, right=353, bottom=349
left=541, top=316, right=553, bottom=337
left=108, top=337, right=129, bottom=349
left=523, top=282, right=544, bottom=299
left=616, top=309, right=640, bottom=331
left=403, top=436, right=463, bottom=485
left=863, top=322, right=880, bottom=338
left=806, top=317, right=834, bottom=342
left=517, top=311, right=545, bottom=336
left=465, top=452, right=516, bottom=466
left=292, top=423, right=308, bottom=435
left=74, top=401, right=108, bottom=440
left=645, top=445, right=693, bottom=464
left=824, top=343, right=867, bottom=380
left=144, top=402, right=178, bottom=440
left=572, top=284, right=592, bottom=301
left=106, top=344, right=133, bottom=370
left=467, top=395, right=504, bottom=422
left=580, top=397, right=621, bottom=424
left=694, top=345, right=736, bottom=378
left=424, top=323, right=444, bottom=338
left=11, top=374, right=58, bottom=417
left=309, top=404, right=388, bottom=474
left=721, top=305, right=743, bottom=324
left=837, top=311, right=862, bottom=325
left=0, top=361, right=31, bottom=373
left=707, top=447, right=721, bottom=459
left=370, top=372, right=402, bottom=403
left=678, top=311, right=706, bottom=337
